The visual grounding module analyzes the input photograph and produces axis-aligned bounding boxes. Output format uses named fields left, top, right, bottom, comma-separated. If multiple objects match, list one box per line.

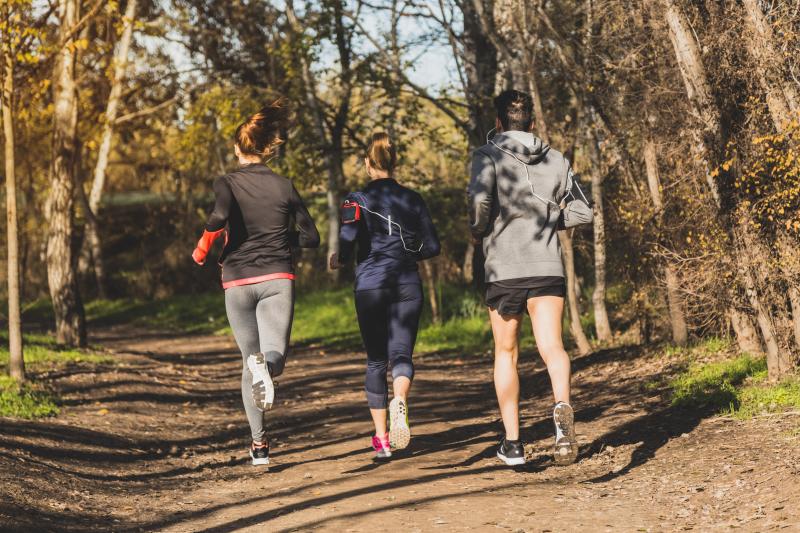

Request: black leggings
left=355, top=284, right=423, bottom=409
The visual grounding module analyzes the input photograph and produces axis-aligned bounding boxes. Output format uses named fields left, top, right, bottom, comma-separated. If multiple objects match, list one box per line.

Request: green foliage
left=0, top=376, right=58, bottom=419
left=669, top=355, right=766, bottom=410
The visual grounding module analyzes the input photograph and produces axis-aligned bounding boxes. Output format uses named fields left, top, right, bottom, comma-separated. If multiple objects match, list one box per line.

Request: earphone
left=486, top=128, right=563, bottom=209
left=341, top=192, right=424, bottom=253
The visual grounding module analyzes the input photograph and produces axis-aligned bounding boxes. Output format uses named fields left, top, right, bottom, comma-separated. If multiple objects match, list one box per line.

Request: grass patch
left=0, top=376, right=59, bottom=419
left=0, top=331, right=111, bottom=370
left=666, top=350, right=800, bottom=418
left=0, top=332, right=110, bottom=419
left=670, top=354, right=766, bottom=410
left=417, top=315, right=492, bottom=353
left=87, top=295, right=228, bottom=334
left=735, top=376, right=800, bottom=419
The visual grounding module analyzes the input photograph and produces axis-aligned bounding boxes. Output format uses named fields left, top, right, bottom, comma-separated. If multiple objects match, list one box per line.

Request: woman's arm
left=336, top=194, right=360, bottom=265
left=288, top=184, right=321, bottom=248
left=417, top=195, right=441, bottom=260
left=192, top=177, right=231, bottom=265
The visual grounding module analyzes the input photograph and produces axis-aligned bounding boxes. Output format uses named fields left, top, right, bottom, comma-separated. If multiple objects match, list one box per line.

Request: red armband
left=192, top=229, right=225, bottom=265
left=341, top=200, right=361, bottom=224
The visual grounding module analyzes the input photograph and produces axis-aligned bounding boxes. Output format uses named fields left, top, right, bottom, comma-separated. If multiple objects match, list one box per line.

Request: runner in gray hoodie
left=468, top=89, right=593, bottom=467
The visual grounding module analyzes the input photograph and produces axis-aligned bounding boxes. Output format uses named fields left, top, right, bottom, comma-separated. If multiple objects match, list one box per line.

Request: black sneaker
left=249, top=441, right=270, bottom=466
left=496, top=438, right=526, bottom=466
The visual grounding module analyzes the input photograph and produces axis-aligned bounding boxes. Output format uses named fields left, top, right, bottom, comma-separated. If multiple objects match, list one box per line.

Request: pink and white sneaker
left=372, top=433, right=392, bottom=460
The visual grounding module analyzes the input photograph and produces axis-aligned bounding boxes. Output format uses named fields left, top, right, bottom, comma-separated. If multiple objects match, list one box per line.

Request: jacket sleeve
left=288, top=184, right=321, bottom=248
left=468, top=148, right=496, bottom=239
left=557, top=159, right=594, bottom=230
left=337, top=193, right=360, bottom=263
left=192, top=177, right=230, bottom=265
left=417, top=195, right=441, bottom=260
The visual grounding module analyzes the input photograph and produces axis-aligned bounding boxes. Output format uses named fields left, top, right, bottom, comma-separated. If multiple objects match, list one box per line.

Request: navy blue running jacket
left=338, top=178, right=441, bottom=291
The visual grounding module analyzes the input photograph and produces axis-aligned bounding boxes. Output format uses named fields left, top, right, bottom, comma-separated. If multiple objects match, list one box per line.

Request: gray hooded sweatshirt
left=469, top=131, right=587, bottom=283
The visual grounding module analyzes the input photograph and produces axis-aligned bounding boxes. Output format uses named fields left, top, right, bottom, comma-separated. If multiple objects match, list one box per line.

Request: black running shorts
left=485, top=276, right=566, bottom=316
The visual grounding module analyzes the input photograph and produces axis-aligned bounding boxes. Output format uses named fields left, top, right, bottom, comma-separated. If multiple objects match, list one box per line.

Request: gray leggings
left=225, top=278, right=294, bottom=442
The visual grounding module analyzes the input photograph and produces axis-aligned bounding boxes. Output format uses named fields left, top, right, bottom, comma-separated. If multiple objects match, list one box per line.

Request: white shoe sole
left=553, top=403, right=579, bottom=466
left=497, top=451, right=526, bottom=466
left=249, top=450, right=270, bottom=466
left=389, top=398, right=411, bottom=450
left=247, top=353, right=274, bottom=411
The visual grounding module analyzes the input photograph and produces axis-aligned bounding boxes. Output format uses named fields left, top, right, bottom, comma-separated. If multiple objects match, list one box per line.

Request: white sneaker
left=389, top=397, right=411, bottom=450
left=247, top=352, right=274, bottom=411
left=553, top=402, right=578, bottom=465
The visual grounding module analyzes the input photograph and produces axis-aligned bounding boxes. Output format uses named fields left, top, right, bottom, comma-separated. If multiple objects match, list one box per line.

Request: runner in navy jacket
left=330, top=132, right=440, bottom=459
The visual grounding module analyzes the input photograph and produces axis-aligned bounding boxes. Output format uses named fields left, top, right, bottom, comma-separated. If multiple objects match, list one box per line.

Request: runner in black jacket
left=330, top=132, right=440, bottom=460
left=193, top=100, right=320, bottom=467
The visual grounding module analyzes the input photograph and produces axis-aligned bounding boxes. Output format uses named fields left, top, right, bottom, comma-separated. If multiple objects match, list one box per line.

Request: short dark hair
left=494, top=90, right=533, bottom=132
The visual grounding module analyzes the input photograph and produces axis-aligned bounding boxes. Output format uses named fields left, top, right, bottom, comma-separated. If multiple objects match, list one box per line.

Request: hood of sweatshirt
left=490, top=131, right=550, bottom=164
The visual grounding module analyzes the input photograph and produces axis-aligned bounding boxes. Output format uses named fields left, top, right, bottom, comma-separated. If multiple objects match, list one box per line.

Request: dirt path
left=1, top=326, right=799, bottom=532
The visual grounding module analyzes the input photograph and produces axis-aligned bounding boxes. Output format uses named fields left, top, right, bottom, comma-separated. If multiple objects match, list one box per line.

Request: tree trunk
left=421, top=260, right=440, bottom=324
left=589, top=136, right=612, bottom=343
left=80, top=0, right=138, bottom=297
left=560, top=231, right=591, bottom=355
left=462, top=0, right=498, bottom=151
left=741, top=0, right=798, bottom=130
left=462, top=240, right=474, bottom=283
left=730, top=308, right=763, bottom=354
left=643, top=138, right=688, bottom=345
left=2, top=29, right=24, bottom=380
left=48, top=0, right=86, bottom=347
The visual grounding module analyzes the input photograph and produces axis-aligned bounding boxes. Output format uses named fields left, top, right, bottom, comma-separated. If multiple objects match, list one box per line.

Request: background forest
left=2, top=0, right=800, bottom=389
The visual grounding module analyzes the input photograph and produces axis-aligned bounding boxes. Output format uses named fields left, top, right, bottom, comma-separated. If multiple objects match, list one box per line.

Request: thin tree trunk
left=80, top=0, right=137, bottom=297
left=560, top=230, right=591, bottom=355
left=421, top=260, right=440, bottom=324
left=589, top=135, right=611, bottom=343
left=643, top=138, right=688, bottom=345
left=48, top=0, right=86, bottom=347
left=2, top=27, right=24, bottom=380
left=462, top=240, right=474, bottom=283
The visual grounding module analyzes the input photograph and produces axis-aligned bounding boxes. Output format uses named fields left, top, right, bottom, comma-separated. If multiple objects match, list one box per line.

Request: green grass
left=735, top=375, right=800, bottom=419
left=669, top=354, right=766, bottom=410
left=665, top=348, right=800, bottom=418
left=0, top=331, right=111, bottom=369
left=0, top=332, right=111, bottom=419
left=86, top=295, right=229, bottom=334
left=0, top=375, right=59, bottom=419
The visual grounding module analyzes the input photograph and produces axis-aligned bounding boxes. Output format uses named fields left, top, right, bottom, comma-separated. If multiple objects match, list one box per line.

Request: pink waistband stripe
left=222, top=272, right=295, bottom=289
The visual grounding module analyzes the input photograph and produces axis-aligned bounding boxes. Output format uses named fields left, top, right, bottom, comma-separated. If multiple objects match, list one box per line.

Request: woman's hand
left=329, top=252, right=342, bottom=270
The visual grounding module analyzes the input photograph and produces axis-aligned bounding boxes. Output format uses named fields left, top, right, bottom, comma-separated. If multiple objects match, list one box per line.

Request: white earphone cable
left=353, top=193, right=424, bottom=253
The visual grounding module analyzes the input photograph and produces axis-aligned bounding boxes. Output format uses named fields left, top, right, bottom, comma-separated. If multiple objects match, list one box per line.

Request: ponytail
left=366, top=132, right=397, bottom=173
left=235, top=98, right=291, bottom=159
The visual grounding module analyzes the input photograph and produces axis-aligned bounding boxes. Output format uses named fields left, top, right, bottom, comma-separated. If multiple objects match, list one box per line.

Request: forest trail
left=1, top=326, right=799, bottom=532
